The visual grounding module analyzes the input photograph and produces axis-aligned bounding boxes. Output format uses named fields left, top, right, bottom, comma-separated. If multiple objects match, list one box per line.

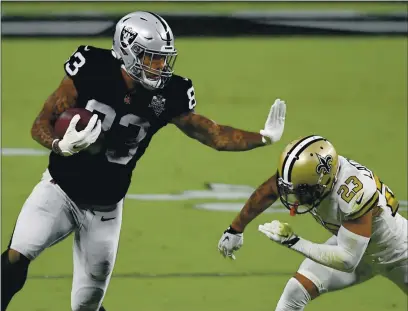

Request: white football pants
left=9, top=170, right=123, bottom=311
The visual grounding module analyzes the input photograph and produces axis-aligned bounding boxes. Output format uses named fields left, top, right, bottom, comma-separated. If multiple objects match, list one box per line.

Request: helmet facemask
left=126, top=42, right=177, bottom=90
left=277, top=175, right=330, bottom=215
left=276, top=135, right=340, bottom=216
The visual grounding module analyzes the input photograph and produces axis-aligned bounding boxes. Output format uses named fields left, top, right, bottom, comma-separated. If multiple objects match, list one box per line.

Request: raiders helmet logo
left=120, top=26, right=138, bottom=48
left=316, top=153, right=333, bottom=175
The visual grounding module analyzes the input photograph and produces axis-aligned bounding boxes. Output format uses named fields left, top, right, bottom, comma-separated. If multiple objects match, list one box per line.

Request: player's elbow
left=30, top=117, right=48, bottom=142
left=327, top=249, right=361, bottom=273
left=30, top=122, right=39, bottom=140
left=340, top=263, right=357, bottom=273
left=340, top=255, right=360, bottom=273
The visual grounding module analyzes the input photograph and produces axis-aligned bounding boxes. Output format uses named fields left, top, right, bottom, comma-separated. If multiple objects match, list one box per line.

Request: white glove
left=258, top=220, right=299, bottom=247
left=260, top=98, right=286, bottom=145
left=55, top=114, right=102, bottom=156
left=218, top=226, right=243, bottom=260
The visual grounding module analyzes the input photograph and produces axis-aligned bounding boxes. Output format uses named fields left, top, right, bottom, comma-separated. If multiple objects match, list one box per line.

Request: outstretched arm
left=259, top=212, right=372, bottom=273
left=217, top=174, right=279, bottom=259
left=259, top=175, right=377, bottom=272
left=171, top=112, right=264, bottom=151
left=171, top=98, right=286, bottom=151
left=232, top=174, right=280, bottom=232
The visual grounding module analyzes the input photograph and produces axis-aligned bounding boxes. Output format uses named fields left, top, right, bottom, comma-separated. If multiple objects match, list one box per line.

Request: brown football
left=54, top=108, right=94, bottom=138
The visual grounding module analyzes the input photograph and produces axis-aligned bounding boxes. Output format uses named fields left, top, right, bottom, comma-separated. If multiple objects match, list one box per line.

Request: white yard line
left=2, top=148, right=407, bottom=212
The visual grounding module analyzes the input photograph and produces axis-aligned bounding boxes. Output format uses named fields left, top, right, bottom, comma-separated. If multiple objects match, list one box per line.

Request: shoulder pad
left=337, top=169, right=379, bottom=220
left=63, top=45, right=115, bottom=94
left=64, top=45, right=96, bottom=78
left=165, top=75, right=197, bottom=117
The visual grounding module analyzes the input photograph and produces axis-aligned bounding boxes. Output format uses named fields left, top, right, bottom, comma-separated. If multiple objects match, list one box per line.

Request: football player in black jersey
left=1, top=11, right=286, bottom=311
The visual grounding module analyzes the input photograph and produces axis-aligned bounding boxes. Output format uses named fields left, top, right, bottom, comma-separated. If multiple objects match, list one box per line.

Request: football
left=54, top=108, right=94, bottom=138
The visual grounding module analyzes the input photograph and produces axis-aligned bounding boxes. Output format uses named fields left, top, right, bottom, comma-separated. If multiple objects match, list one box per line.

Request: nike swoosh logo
left=223, top=236, right=230, bottom=242
left=84, top=46, right=90, bottom=51
left=72, top=145, right=84, bottom=152
left=101, top=216, right=116, bottom=222
left=356, top=193, right=364, bottom=205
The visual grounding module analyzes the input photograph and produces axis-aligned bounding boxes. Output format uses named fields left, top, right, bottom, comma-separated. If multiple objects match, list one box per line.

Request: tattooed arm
left=217, top=174, right=279, bottom=259
left=171, top=112, right=265, bottom=151
left=231, top=174, right=279, bottom=232
left=171, top=99, right=286, bottom=151
left=31, top=76, right=78, bottom=150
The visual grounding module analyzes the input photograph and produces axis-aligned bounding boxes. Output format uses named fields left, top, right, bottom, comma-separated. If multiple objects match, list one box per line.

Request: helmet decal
left=315, top=153, right=333, bottom=175
left=120, top=26, right=138, bottom=48
left=282, top=135, right=325, bottom=182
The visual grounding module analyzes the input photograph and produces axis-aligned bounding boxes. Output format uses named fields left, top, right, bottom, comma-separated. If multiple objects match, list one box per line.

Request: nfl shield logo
left=124, top=94, right=131, bottom=105
left=149, top=95, right=166, bottom=116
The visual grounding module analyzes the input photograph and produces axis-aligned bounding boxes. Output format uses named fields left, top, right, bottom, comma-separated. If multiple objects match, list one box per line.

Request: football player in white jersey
left=218, top=135, right=407, bottom=310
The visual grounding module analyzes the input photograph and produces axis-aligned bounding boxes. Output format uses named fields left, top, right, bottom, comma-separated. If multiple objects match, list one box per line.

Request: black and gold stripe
left=282, top=135, right=326, bottom=182
left=374, top=174, right=399, bottom=217
left=281, top=134, right=315, bottom=178
left=374, top=174, right=383, bottom=193
left=348, top=190, right=380, bottom=220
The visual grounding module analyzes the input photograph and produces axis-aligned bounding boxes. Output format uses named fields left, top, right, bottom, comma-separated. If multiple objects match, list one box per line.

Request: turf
left=2, top=1, right=407, bottom=15
left=1, top=36, right=407, bottom=311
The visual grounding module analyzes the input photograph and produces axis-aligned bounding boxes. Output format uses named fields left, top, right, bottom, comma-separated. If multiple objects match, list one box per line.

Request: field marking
left=4, top=148, right=405, bottom=281
left=2, top=148, right=407, bottom=213
left=1, top=148, right=49, bottom=156
left=28, top=271, right=292, bottom=280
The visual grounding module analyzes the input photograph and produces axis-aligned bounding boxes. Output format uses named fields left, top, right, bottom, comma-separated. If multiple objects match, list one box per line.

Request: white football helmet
left=112, top=11, right=178, bottom=90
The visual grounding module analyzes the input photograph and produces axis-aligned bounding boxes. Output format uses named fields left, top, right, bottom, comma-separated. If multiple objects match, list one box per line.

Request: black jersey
left=48, top=45, right=196, bottom=205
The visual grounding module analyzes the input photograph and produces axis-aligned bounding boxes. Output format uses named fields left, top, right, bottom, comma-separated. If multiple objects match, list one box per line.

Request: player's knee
left=71, top=287, right=104, bottom=311
left=294, top=272, right=320, bottom=299
left=2, top=249, right=30, bottom=292
left=3, top=248, right=30, bottom=267
left=275, top=277, right=314, bottom=311
left=7, top=249, right=25, bottom=264
left=89, top=260, right=112, bottom=281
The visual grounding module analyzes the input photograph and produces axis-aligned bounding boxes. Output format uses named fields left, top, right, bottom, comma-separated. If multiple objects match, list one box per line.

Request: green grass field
left=1, top=1, right=408, bottom=307
left=2, top=1, right=407, bottom=15
left=2, top=36, right=407, bottom=311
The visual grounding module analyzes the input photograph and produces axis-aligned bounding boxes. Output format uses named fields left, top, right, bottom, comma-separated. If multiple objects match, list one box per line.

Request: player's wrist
left=261, top=135, right=271, bottom=145
left=52, top=139, right=63, bottom=155
left=230, top=218, right=246, bottom=233
left=52, top=138, right=73, bottom=156
left=226, top=224, right=243, bottom=235
left=259, top=130, right=272, bottom=145
left=282, top=235, right=301, bottom=248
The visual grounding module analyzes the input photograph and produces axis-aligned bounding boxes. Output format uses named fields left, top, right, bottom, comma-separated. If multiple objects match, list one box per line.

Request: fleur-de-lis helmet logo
left=315, top=153, right=333, bottom=175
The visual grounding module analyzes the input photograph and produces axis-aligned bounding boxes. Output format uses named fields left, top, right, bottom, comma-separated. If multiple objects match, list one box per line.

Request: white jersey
left=309, top=156, right=407, bottom=265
